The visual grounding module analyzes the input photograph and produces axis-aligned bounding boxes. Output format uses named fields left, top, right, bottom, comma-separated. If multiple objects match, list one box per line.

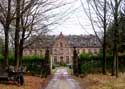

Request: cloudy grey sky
left=49, top=0, right=94, bottom=35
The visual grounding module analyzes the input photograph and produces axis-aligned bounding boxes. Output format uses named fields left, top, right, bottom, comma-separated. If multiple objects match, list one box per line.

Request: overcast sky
left=49, top=0, right=95, bottom=35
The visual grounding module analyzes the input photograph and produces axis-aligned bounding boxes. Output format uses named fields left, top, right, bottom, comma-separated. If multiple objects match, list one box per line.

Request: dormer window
left=94, top=42, right=96, bottom=45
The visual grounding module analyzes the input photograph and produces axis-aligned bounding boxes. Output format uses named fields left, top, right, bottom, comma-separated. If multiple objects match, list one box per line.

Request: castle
left=23, top=32, right=101, bottom=65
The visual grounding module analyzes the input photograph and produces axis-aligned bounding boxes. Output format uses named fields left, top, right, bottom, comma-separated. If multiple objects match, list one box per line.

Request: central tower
left=52, top=32, right=72, bottom=65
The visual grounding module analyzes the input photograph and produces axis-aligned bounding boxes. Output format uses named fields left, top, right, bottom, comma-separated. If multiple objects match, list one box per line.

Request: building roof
left=67, top=34, right=101, bottom=48
left=27, top=33, right=101, bottom=49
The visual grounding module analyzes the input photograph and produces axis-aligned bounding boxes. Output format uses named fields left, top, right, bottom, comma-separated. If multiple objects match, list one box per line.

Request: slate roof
left=67, top=35, right=101, bottom=48
left=27, top=34, right=101, bottom=49
left=26, top=35, right=56, bottom=49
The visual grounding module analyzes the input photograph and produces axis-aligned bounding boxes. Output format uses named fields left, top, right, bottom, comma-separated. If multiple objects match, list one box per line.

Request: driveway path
left=45, top=69, right=80, bottom=89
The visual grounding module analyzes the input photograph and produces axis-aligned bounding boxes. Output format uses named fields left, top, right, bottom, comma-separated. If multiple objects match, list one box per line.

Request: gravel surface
left=45, top=69, right=80, bottom=89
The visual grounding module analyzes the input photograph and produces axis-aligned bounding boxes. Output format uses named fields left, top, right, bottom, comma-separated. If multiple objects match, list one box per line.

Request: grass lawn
left=74, top=73, right=125, bottom=89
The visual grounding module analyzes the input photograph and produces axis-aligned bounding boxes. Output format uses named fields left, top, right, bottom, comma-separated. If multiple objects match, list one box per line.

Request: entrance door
left=60, top=56, right=63, bottom=62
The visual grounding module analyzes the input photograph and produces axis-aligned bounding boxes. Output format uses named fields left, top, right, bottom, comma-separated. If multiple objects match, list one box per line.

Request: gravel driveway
left=45, top=69, right=80, bottom=89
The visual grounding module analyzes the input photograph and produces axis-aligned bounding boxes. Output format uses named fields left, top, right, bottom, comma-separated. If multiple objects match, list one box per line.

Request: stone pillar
left=50, top=55, right=52, bottom=74
left=45, top=47, right=50, bottom=76
left=73, top=47, right=79, bottom=76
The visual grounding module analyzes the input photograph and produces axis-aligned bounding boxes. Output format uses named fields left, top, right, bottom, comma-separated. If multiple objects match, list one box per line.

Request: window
left=53, top=49, right=57, bottom=54
left=94, top=43, right=96, bottom=46
left=66, top=49, right=69, bottom=54
left=60, top=56, right=63, bottom=62
left=60, top=42, right=63, bottom=47
left=60, top=48, right=63, bottom=51
left=94, top=49, right=97, bottom=54
left=54, top=56, right=57, bottom=64
left=35, top=49, right=37, bottom=54
left=66, top=56, right=69, bottom=64
left=54, top=49, right=57, bottom=53
left=83, top=49, right=85, bottom=53
left=54, top=49, right=57, bottom=52
left=40, top=50, right=42, bottom=54
left=29, top=50, right=32, bottom=54
left=26, top=50, right=29, bottom=55
left=88, top=49, right=91, bottom=54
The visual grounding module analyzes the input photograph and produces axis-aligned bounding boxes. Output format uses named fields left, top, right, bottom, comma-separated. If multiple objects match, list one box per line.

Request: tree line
left=80, top=0, right=125, bottom=78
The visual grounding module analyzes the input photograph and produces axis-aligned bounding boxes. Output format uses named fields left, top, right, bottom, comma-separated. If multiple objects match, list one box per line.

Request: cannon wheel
left=16, top=75, right=24, bottom=85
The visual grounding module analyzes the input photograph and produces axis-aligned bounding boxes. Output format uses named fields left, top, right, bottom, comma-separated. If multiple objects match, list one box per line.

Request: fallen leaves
left=77, top=73, right=125, bottom=89
left=0, top=75, right=50, bottom=89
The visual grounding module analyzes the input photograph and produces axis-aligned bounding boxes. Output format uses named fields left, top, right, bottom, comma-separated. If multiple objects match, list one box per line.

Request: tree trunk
left=102, top=0, right=107, bottom=74
left=116, top=55, right=118, bottom=77
left=15, top=0, right=21, bottom=71
left=102, top=42, right=106, bottom=74
left=113, top=0, right=119, bottom=78
left=4, top=27, right=9, bottom=68
left=111, top=49, right=115, bottom=76
left=3, top=0, right=11, bottom=68
left=19, top=45, right=23, bottom=66
left=19, top=29, right=25, bottom=66
left=19, top=0, right=25, bottom=67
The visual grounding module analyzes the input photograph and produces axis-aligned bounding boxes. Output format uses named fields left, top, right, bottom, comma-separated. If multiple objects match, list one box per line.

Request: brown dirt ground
left=73, top=75, right=98, bottom=89
left=0, top=75, right=52, bottom=89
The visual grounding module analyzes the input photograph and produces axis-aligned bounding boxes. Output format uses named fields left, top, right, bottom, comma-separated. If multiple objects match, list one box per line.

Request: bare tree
left=0, top=0, right=13, bottom=68
left=11, top=0, right=75, bottom=69
left=80, top=0, right=123, bottom=77
left=110, top=0, right=123, bottom=78
left=80, top=0, right=112, bottom=74
left=0, top=0, right=78, bottom=69
left=14, top=0, right=21, bottom=70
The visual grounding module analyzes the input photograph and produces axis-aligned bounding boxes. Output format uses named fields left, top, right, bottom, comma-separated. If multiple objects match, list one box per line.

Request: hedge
left=78, top=53, right=125, bottom=74
left=0, top=54, right=49, bottom=76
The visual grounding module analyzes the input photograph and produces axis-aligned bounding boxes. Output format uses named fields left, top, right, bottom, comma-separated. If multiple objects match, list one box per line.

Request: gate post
left=45, top=47, right=51, bottom=77
left=73, top=47, right=79, bottom=76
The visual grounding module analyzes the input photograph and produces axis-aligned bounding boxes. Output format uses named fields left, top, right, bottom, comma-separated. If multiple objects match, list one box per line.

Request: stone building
left=23, top=32, right=101, bottom=65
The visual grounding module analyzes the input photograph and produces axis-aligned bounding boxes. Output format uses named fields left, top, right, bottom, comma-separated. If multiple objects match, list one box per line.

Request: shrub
left=79, top=52, right=125, bottom=74
left=79, top=53, right=91, bottom=61
left=52, top=65, right=55, bottom=69
left=59, top=60, right=66, bottom=66
left=80, top=61, right=97, bottom=75
left=79, top=53, right=102, bottom=74
left=8, top=54, right=15, bottom=65
left=0, top=54, right=4, bottom=62
left=22, top=55, right=45, bottom=75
